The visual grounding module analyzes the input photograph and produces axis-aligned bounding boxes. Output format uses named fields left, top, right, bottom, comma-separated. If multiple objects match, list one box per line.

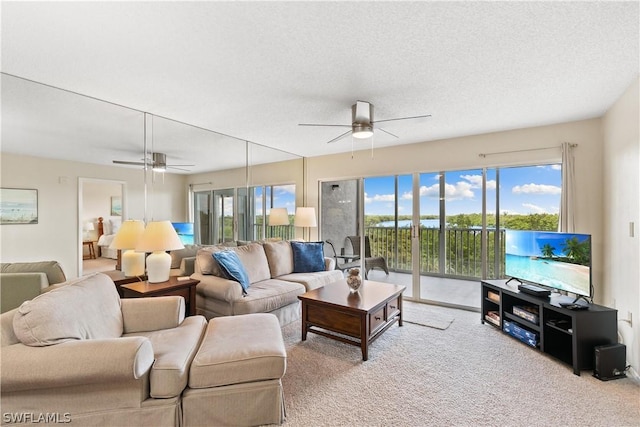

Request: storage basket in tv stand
left=481, top=279, right=617, bottom=375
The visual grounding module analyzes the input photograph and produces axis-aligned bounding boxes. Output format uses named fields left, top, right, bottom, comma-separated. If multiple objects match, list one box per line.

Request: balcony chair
left=324, top=239, right=360, bottom=274
left=347, top=236, right=390, bottom=279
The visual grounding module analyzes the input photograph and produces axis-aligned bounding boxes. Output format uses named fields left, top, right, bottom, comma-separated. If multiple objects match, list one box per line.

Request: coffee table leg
left=360, top=313, right=368, bottom=361
left=301, top=301, right=307, bottom=341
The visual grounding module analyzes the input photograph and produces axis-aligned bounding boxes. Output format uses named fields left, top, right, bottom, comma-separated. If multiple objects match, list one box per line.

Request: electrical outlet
left=630, top=222, right=635, bottom=238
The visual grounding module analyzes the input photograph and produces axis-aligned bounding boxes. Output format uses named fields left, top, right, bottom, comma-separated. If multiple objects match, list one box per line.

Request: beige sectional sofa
left=191, top=240, right=344, bottom=324
left=1, top=272, right=288, bottom=426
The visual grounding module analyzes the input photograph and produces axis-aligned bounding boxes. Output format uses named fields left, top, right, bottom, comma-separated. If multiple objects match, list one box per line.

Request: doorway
left=78, top=178, right=126, bottom=276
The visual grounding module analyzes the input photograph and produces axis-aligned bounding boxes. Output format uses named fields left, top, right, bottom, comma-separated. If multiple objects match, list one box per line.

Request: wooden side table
left=121, top=276, right=200, bottom=316
left=83, top=241, right=96, bottom=260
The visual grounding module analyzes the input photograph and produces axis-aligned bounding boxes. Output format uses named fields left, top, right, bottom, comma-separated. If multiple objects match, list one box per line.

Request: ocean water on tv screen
left=505, top=230, right=591, bottom=297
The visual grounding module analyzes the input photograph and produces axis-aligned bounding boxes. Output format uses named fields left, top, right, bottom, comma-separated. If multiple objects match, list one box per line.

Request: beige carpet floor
left=279, top=302, right=639, bottom=426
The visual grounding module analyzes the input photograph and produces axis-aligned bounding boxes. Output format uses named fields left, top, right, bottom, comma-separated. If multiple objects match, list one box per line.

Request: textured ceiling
left=1, top=1, right=638, bottom=173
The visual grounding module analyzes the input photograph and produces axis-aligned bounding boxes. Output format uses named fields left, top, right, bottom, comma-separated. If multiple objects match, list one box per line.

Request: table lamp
left=136, top=220, right=185, bottom=283
left=294, top=207, right=317, bottom=241
left=109, top=220, right=145, bottom=277
left=83, top=221, right=95, bottom=240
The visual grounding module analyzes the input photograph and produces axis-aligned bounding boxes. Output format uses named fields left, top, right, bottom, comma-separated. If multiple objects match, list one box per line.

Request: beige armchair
left=1, top=272, right=207, bottom=427
left=0, top=261, right=67, bottom=313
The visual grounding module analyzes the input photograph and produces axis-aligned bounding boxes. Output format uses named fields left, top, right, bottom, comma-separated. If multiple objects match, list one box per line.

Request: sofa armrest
left=180, top=256, right=196, bottom=276
left=324, top=257, right=336, bottom=271
left=122, top=296, right=185, bottom=333
left=191, top=273, right=244, bottom=302
left=1, top=337, right=154, bottom=392
left=0, top=273, right=49, bottom=313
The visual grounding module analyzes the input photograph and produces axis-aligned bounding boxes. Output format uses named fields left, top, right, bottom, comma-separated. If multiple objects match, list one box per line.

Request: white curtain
left=558, top=142, right=576, bottom=232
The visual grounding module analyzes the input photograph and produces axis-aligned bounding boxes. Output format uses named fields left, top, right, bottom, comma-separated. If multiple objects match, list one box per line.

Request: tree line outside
left=365, top=213, right=559, bottom=279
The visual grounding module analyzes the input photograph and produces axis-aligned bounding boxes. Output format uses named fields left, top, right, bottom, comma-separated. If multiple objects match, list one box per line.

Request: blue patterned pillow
left=291, top=241, right=325, bottom=273
left=213, top=251, right=250, bottom=294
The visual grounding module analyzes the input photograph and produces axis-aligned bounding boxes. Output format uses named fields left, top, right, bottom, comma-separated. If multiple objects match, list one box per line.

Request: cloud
left=274, top=184, right=296, bottom=195
left=551, top=164, right=562, bottom=171
left=512, top=183, right=561, bottom=195
left=364, top=192, right=395, bottom=203
left=522, top=203, right=547, bottom=214
left=460, top=174, right=496, bottom=190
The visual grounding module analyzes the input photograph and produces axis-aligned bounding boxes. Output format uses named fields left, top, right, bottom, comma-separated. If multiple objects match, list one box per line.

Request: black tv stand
left=481, top=279, right=617, bottom=375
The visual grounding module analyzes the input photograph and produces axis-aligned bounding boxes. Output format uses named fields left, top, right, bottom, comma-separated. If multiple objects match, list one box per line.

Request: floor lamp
left=294, top=207, right=317, bottom=241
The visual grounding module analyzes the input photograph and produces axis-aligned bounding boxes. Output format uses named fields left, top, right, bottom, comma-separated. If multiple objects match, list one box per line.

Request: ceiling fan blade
left=113, top=160, right=145, bottom=166
left=167, top=166, right=191, bottom=172
left=167, top=164, right=195, bottom=167
left=372, top=114, right=432, bottom=124
left=326, top=130, right=352, bottom=144
left=298, top=123, right=351, bottom=127
left=377, top=128, right=399, bottom=138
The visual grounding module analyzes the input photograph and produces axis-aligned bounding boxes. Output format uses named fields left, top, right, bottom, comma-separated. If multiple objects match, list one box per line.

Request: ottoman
left=182, top=313, right=287, bottom=426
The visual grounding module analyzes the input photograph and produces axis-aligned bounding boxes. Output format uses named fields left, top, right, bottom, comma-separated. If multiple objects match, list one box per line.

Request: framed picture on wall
left=0, top=188, right=38, bottom=224
left=110, top=196, right=122, bottom=216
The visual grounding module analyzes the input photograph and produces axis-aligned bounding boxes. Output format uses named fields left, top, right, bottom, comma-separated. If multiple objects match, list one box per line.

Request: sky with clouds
left=364, top=164, right=561, bottom=216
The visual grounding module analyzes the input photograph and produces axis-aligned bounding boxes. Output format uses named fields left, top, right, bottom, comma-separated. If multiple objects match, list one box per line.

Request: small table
left=82, top=241, right=96, bottom=260
left=121, top=276, right=200, bottom=316
left=298, top=279, right=405, bottom=361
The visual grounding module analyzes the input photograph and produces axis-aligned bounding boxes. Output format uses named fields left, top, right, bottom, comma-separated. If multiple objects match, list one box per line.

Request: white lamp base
left=146, top=251, right=171, bottom=283
left=121, top=250, right=145, bottom=277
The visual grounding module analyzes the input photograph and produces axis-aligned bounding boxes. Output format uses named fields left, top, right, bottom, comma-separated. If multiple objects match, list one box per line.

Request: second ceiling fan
left=299, top=100, right=431, bottom=144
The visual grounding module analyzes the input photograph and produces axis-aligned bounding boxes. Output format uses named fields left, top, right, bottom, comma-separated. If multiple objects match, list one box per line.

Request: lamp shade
left=268, top=208, right=289, bottom=226
left=136, top=221, right=185, bottom=283
left=109, top=220, right=145, bottom=277
left=84, top=222, right=95, bottom=232
left=294, top=207, right=317, bottom=227
left=109, top=220, right=144, bottom=250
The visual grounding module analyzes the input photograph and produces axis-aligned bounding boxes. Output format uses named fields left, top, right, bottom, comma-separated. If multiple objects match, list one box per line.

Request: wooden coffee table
left=298, top=279, right=405, bottom=361
left=121, top=276, right=200, bottom=316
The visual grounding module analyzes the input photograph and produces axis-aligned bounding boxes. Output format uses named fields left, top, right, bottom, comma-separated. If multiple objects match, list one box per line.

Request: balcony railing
left=365, top=226, right=505, bottom=279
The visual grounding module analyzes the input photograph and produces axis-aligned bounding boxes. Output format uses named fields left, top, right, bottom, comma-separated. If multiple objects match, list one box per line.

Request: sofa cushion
left=170, top=244, right=199, bottom=268
left=291, top=241, right=325, bottom=273
left=263, top=240, right=294, bottom=278
left=195, top=243, right=238, bottom=276
left=278, top=269, right=344, bottom=291
left=214, top=251, right=251, bottom=294
left=12, top=273, right=123, bottom=346
left=233, top=243, right=272, bottom=284
left=230, top=279, right=305, bottom=315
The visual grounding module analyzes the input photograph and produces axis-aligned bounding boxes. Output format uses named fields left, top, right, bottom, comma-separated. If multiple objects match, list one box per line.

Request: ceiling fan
left=112, top=152, right=194, bottom=172
left=299, top=100, right=431, bottom=144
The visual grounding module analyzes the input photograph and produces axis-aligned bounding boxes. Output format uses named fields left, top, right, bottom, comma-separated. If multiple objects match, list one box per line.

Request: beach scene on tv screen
left=505, top=231, right=591, bottom=296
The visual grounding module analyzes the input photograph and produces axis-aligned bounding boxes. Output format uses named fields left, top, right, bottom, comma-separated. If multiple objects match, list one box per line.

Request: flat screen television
left=172, top=222, right=194, bottom=245
left=505, top=230, right=592, bottom=298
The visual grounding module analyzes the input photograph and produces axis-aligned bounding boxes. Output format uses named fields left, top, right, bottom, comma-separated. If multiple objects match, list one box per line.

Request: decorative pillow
left=291, top=241, right=325, bottom=273
left=12, top=273, right=123, bottom=347
left=263, top=240, right=294, bottom=277
left=109, top=218, right=122, bottom=235
left=213, top=251, right=251, bottom=294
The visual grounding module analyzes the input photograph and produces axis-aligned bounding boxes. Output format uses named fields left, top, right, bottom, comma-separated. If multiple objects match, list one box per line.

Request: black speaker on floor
left=593, top=343, right=626, bottom=381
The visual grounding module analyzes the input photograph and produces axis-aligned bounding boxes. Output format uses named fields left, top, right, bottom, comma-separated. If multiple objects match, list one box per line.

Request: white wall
left=602, top=76, right=640, bottom=377
left=0, top=153, right=187, bottom=278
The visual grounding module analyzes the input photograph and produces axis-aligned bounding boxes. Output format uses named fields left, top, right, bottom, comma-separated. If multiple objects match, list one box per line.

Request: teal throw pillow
left=291, top=241, right=325, bottom=273
left=213, top=251, right=250, bottom=294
